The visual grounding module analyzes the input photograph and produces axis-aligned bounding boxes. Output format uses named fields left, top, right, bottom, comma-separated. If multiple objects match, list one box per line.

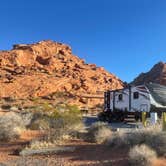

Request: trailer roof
left=146, top=83, right=166, bottom=106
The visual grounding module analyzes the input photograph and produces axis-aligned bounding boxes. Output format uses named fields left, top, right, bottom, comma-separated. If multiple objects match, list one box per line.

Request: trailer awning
left=146, top=83, right=166, bottom=106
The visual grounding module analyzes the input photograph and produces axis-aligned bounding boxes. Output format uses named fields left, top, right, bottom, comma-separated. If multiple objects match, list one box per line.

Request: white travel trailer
left=99, top=83, right=166, bottom=122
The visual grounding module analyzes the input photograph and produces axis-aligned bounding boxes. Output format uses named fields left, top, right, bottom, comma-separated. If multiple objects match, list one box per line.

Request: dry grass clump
left=20, top=145, right=75, bottom=156
left=5, top=157, right=70, bottom=166
left=105, top=124, right=166, bottom=158
left=145, top=132, right=166, bottom=156
left=0, top=112, right=25, bottom=142
left=128, top=144, right=157, bottom=166
left=94, top=126, right=112, bottom=144
left=86, top=122, right=112, bottom=143
left=104, top=130, right=127, bottom=148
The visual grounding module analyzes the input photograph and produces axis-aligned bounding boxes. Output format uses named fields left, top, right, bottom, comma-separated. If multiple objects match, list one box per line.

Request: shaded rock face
left=132, top=62, right=166, bottom=86
left=0, top=40, right=124, bottom=107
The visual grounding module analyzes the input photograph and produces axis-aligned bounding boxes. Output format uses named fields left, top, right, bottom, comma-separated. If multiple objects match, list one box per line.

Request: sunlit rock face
left=0, top=40, right=124, bottom=107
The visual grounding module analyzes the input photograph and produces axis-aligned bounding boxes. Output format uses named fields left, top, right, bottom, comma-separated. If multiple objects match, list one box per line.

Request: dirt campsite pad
left=0, top=130, right=129, bottom=166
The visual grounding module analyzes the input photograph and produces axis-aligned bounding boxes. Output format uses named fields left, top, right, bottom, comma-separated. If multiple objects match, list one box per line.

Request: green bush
left=47, top=105, right=82, bottom=142
left=51, top=104, right=82, bottom=128
left=27, top=103, right=83, bottom=143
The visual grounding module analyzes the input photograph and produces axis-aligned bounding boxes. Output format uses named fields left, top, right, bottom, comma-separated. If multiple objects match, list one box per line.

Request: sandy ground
left=0, top=130, right=129, bottom=166
left=0, top=114, right=165, bottom=166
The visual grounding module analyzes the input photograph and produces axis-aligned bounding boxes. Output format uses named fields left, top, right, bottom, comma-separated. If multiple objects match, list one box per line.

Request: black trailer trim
left=129, top=85, right=131, bottom=112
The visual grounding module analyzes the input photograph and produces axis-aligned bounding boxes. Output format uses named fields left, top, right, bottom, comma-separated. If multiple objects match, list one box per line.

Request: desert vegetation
left=0, top=112, right=25, bottom=142
left=0, top=102, right=166, bottom=166
left=15, top=103, right=84, bottom=156
left=86, top=122, right=112, bottom=143
left=0, top=102, right=84, bottom=156
left=103, top=124, right=166, bottom=165
left=128, top=144, right=157, bottom=166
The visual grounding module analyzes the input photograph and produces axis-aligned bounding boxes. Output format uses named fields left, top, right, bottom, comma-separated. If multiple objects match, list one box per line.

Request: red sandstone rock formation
left=0, top=40, right=124, bottom=107
left=132, top=62, right=166, bottom=86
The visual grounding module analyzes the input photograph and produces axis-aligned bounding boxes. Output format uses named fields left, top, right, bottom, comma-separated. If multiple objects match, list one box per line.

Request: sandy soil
left=0, top=130, right=129, bottom=166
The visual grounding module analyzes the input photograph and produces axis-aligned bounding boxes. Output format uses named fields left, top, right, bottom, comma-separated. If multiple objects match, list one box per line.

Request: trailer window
left=133, top=92, right=139, bottom=99
left=118, top=94, right=123, bottom=101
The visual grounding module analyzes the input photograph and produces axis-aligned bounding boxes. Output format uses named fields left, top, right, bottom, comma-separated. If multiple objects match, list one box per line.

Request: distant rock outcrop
left=0, top=40, right=124, bottom=107
left=132, top=62, right=166, bottom=85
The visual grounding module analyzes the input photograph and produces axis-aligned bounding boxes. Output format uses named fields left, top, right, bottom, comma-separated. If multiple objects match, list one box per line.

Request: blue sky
left=0, top=0, right=166, bottom=82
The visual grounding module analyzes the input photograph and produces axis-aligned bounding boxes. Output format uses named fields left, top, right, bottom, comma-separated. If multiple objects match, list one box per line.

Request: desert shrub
left=86, top=122, right=112, bottom=143
left=50, top=104, right=82, bottom=129
left=27, top=104, right=83, bottom=143
left=49, top=105, right=82, bottom=141
left=27, top=139, right=56, bottom=150
left=145, top=131, right=166, bottom=156
left=105, top=124, right=166, bottom=157
left=0, top=112, right=25, bottom=141
left=105, top=125, right=163, bottom=148
left=27, top=111, right=51, bottom=130
left=19, top=139, right=75, bottom=157
left=126, top=128, right=166, bottom=157
left=128, top=144, right=157, bottom=166
left=94, top=126, right=112, bottom=144
left=105, top=130, right=128, bottom=148
left=125, top=125, right=162, bottom=147
left=20, top=147, right=75, bottom=156
left=125, top=130, right=152, bottom=147
left=29, top=119, right=50, bottom=130
left=69, top=122, right=86, bottom=139
left=30, top=104, right=83, bottom=143
left=19, top=111, right=34, bottom=127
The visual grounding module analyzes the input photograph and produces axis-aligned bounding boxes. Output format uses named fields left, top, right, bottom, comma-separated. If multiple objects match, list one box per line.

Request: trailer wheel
left=115, top=111, right=125, bottom=122
left=119, top=115, right=125, bottom=122
left=98, top=112, right=107, bottom=122
left=135, top=115, right=139, bottom=122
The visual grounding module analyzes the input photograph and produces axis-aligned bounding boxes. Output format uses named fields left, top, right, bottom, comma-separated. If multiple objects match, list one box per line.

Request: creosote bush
left=20, top=104, right=83, bottom=155
left=128, top=144, right=157, bottom=166
left=27, top=103, right=83, bottom=144
left=47, top=104, right=82, bottom=142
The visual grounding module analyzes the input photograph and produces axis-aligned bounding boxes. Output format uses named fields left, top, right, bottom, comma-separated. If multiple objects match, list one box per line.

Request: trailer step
left=126, top=115, right=135, bottom=118
left=124, top=114, right=135, bottom=122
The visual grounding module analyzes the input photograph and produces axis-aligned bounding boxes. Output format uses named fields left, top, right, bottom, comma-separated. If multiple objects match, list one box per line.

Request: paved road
left=83, top=115, right=144, bottom=132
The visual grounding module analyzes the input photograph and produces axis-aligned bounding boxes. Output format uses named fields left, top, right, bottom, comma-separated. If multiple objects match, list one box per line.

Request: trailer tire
left=135, top=115, right=139, bottom=122
left=120, top=115, right=125, bottom=122
left=98, top=112, right=107, bottom=122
